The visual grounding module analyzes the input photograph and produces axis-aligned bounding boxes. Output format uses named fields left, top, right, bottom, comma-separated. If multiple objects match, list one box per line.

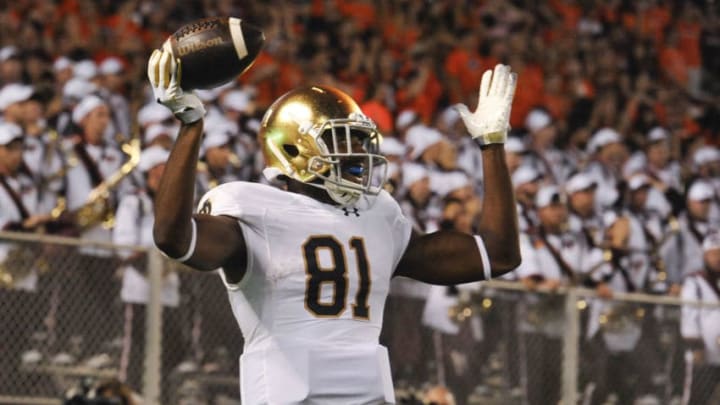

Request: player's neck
left=286, top=178, right=337, bottom=206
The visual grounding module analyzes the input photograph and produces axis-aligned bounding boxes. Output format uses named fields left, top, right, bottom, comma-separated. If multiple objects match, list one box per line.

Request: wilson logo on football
left=176, top=37, right=224, bottom=56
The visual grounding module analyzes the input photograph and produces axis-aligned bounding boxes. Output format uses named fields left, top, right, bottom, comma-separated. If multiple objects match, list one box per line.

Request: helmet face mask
left=259, top=86, right=388, bottom=206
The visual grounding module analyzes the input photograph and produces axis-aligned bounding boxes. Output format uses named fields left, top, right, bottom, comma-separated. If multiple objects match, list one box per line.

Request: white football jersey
left=197, top=181, right=413, bottom=404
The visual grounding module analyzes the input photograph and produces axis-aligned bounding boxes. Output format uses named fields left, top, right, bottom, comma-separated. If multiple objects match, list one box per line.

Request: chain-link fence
left=2, top=231, right=720, bottom=405
left=0, top=231, right=244, bottom=405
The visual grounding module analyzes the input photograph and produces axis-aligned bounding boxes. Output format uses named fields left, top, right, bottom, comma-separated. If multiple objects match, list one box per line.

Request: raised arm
left=148, top=48, right=247, bottom=282
left=395, top=64, right=521, bottom=284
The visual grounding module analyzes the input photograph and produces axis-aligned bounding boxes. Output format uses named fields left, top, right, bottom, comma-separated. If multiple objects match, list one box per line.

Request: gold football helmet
left=259, top=85, right=387, bottom=206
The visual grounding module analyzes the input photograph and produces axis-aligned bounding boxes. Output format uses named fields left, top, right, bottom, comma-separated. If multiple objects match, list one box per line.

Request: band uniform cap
left=0, top=46, right=19, bottom=62
left=137, top=103, right=173, bottom=128
left=588, top=127, right=622, bottom=154
left=53, top=56, right=73, bottom=71
left=693, top=146, right=720, bottom=168
left=144, top=124, right=175, bottom=145
left=380, top=136, right=406, bottom=157
left=99, top=57, right=125, bottom=75
left=72, top=95, right=106, bottom=124
left=688, top=181, right=715, bottom=202
left=0, top=84, right=33, bottom=111
left=73, top=59, right=98, bottom=80
left=646, top=126, right=669, bottom=144
left=221, top=89, right=252, bottom=113
left=536, top=184, right=566, bottom=208
left=62, top=78, right=98, bottom=102
left=512, top=165, right=542, bottom=187
left=139, top=146, right=170, bottom=173
left=405, top=125, right=442, bottom=160
left=401, top=162, right=429, bottom=189
left=396, top=109, right=418, bottom=131
left=203, top=131, right=231, bottom=152
left=566, top=172, right=597, bottom=194
left=525, top=108, right=552, bottom=133
left=505, top=136, right=526, bottom=154
left=439, top=106, right=461, bottom=128
left=430, top=170, right=470, bottom=197
left=0, top=122, right=23, bottom=145
left=702, top=231, right=720, bottom=253
left=628, top=174, right=652, bottom=191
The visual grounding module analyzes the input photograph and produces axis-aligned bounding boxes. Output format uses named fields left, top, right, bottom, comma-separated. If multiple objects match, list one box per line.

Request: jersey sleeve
left=375, top=191, right=412, bottom=270
left=196, top=182, right=277, bottom=290
left=196, top=181, right=275, bottom=231
left=197, top=183, right=246, bottom=217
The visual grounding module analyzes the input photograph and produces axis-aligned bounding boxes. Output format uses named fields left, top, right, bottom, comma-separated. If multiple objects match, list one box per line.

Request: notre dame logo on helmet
left=199, top=200, right=212, bottom=214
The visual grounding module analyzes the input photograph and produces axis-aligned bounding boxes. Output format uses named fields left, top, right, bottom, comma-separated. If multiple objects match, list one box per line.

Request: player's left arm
left=395, top=64, right=521, bottom=284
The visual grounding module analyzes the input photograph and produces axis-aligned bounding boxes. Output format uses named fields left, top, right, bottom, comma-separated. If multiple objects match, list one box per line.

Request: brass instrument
left=0, top=244, right=40, bottom=288
left=51, top=138, right=141, bottom=231
left=599, top=302, right=646, bottom=333
left=647, top=216, right=680, bottom=290
left=448, top=290, right=494, bottom=324
left=39, top=129, right=80, bottom=189
left=228, top=152, right=242, bottom=169
left=448, top=290, right=476, bottom=324
left=524, top=294, right=566, bottom=327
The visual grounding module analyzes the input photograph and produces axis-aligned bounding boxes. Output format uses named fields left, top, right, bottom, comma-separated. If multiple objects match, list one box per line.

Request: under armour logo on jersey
left=342, top=207, right=360, bottom=217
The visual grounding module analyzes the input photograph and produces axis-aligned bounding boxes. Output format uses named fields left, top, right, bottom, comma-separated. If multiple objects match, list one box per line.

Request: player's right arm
left=148, top=49, right=247, bottom=283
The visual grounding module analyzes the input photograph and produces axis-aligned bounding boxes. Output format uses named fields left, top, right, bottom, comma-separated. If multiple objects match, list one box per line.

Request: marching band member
left=681, top=231, right=720, bottom=405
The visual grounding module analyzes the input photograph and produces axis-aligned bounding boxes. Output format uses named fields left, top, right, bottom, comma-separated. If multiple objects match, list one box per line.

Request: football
left=165, top=17, right=264, bottom=90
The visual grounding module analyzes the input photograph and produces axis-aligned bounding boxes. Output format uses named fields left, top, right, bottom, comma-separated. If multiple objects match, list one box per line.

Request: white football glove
left=147, top=43, right=206, bottom=124
left=455, top=64, right=517, bottom=145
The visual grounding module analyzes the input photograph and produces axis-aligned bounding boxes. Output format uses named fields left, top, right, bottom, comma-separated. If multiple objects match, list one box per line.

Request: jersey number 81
left=302, top=236, right=371, bottom=319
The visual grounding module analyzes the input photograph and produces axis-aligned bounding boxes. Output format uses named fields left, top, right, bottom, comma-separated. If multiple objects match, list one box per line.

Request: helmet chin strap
left=324, top=178, right=362, bottom=206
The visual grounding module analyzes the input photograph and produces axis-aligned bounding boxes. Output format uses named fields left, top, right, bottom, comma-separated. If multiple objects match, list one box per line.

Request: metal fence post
left=562, top=287, right=579, bottom=405
left=143, top=249, right=163, bottom=404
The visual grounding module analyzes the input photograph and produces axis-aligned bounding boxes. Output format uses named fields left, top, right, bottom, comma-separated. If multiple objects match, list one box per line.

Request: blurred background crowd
left=1, top=0, right=720, bottom=404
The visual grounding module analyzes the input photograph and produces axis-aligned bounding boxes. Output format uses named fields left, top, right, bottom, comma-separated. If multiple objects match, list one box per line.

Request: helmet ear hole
left=283, top=144, right=300, bottom=157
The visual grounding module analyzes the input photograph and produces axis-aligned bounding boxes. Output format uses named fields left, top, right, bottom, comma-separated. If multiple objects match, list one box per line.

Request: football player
left=148, top=48, right=520, bottom=404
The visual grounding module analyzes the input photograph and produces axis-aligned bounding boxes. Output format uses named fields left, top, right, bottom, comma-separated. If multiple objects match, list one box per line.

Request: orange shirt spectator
left=600, top=3, right=620, bottom=24
left=361, top=100, right=393, bottom=135
left=542, top=92, right=570, bottom=123
left=550, top=0, right=582, bottom=31
left=509, top=63, right=544, bottom=129
left=396, top=65, right=443, bottom=125
left=277, top=63, right=304, bottom=97
left=383, top=21, right=420, bottom=54
left=638, top=4, right=671, bottom=45
left=659, top=45, right=689, bottom=86
left=240, top=51, right=279, bottom=109
left=335, top=0, right=376, bottom=31
left=677, top=20, right=702, bottom=68
left=444, top=44, right=498, bottom=104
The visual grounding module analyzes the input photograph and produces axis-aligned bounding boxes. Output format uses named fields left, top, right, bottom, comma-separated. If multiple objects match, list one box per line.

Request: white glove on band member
left=147, top=43, right=206, bottom=124
left=455, top=64, right=517, bottom=146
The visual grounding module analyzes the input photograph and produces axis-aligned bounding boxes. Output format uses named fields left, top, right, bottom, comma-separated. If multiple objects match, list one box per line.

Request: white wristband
left=473, top=235, right=492, bottom=280
left=175, top=218, right=198, bottom=262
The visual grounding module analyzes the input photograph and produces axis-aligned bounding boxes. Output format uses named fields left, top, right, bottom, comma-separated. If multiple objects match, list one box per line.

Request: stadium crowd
left=1, top=0, right=720, bottom=404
